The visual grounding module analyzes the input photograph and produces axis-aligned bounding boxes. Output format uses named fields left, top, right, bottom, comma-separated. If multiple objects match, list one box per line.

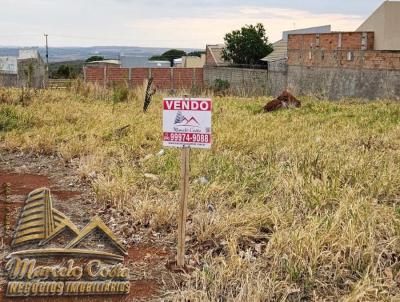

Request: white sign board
left=163, top=98, right=212, bottom=149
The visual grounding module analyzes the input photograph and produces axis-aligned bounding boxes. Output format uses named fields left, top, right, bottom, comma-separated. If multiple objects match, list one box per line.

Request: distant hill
left=0, top=46, right=201, bottom=63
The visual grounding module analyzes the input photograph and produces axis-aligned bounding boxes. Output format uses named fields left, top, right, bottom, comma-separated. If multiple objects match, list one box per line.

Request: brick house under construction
left=285, top=1, right=400, bottom=99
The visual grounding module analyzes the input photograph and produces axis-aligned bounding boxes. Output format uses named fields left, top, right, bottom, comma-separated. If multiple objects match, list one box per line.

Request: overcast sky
left=0, top=0, right=388, bottom=48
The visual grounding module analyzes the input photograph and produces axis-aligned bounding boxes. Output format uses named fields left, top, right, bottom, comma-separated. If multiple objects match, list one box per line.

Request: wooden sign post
left=163, top=97, right=212, bottom=267
left=177, top=147, right=190, bottom=267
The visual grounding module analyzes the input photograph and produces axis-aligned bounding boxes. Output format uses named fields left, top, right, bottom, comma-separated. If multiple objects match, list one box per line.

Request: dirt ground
left=0, top=151, right=180, bottom=302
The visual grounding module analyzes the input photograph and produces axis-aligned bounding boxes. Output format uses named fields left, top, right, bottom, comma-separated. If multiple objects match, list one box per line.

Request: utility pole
left=44, top=34, right=49, bottom=67
left=44, top=34, right=49, bottom=87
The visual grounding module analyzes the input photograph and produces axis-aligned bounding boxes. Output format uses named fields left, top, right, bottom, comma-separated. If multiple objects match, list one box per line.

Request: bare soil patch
left=0, top=172, right=51, bottom=195
left=128, top=246, right=170, bottom=263
left=0, top=171, right=80, bottom=201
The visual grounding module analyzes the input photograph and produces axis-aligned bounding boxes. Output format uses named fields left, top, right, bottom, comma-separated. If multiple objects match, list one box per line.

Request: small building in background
left=85, top=59, right=121, bottom=68
left=120, top=55, right=170, bottom=68
left=262, top=40, right=289, bottom=71
left=147, top=60, right=171, bottom=68
left=177, top=54, right=206, bottom=68
left=262, top=25, right=331, bottom=71
left=173, top=58, right=183, bottom=67
left=121, top=56, right=149, bottom=68
left=0, top=49, right=46, bottom=88
left=0, top=56, right=18, bottom=74
left=282, top=25, right=332, bottom=41
left=18, top=49, right=41, bottom=60
left=17, top=49, right=46, bottom=88
left=175, top=55, right=207, bottom=68
left=205, top=44, right=231, bottom=67
left=0, top=56, right=18, bottom=86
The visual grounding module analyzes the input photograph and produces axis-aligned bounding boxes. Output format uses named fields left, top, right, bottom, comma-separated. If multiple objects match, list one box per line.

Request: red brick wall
left=362, top=51, right=400, bottom=69
left=151, top=68, right=171, bottom=89
left=131, top=68, right=149, bottom=87
left=84, top=67, right=203, bottom=89
left=319, top=34, right=339, bottom=50
left=106, top=68, right=129, bottom=82
left=173, top=68, right=203, bottom=89
left=288, top=32, right=374, bottom=51
left=287, top=35, right=302, bottom=51
left=85, top=67, right=104, bottom=84
left=287, top=31, right=400, bottom=70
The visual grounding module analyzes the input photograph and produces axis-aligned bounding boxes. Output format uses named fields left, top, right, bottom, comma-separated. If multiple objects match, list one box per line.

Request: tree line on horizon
left=149, top=23, right=273, bottom=66
left=50, top=23, right=273, bottom=78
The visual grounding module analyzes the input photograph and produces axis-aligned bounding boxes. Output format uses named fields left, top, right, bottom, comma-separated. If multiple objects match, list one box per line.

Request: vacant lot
left=1, top=86, right=400, bottom=301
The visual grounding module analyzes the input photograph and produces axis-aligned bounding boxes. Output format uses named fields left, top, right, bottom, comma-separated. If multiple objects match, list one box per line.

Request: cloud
left=0, top=0, right=366, bottom=47
left=126, top=6, right=364, bottom=47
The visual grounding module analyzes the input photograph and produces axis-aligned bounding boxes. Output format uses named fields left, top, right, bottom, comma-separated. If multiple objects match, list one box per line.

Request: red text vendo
left=163, top=99, right=212, bottom=111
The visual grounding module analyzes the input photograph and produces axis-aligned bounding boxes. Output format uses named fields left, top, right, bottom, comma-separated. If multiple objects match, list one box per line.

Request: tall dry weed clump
left=0, top=88, right=399, bottom=301
left=0, top=88, right=14, bottom=104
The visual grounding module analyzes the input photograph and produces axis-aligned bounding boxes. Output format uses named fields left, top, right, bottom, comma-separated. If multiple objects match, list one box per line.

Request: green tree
left=187, top=51, right=205, bottom=57
left=85, top=56, right=104, bottom=63
left=148, top=55, right=165, bottom=61
left=56, top=64, right=71, bottom=79
left=149, top=49, right=187, bottom=66
left=222, top=23, right=273, bottom=65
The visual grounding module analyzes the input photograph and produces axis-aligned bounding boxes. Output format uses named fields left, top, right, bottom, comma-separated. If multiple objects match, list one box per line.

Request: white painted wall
left=357, top=1, right=400, bottom=50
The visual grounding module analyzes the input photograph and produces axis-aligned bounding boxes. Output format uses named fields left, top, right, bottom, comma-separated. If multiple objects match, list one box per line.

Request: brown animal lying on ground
left=264, top=91, right=301, bottom=112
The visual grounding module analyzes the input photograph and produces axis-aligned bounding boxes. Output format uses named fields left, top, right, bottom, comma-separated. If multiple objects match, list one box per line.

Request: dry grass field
left=1, top=84, right=400, bottom=301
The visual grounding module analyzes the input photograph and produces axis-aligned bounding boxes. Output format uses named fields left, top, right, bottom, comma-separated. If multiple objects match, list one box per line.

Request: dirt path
left=0, top=151, right=178, bottom=302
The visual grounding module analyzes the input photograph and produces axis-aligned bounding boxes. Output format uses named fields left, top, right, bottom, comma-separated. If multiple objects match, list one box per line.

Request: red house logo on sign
left=163, top=98, right=212, bottom=149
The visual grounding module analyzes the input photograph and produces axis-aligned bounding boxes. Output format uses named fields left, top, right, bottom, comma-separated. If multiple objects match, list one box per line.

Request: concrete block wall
left=203, top=66, right=287, bottom=96
left=84, top=67, right=203, bottom=90
left=17, top=58, right=46, bottom=88
left=0, top=59, right=46, bottom=89
left=286, top=50, right=400, bottom=99
left=0, top=74, right=18, bottom=87
left=287, top=65, right=400, bottom=100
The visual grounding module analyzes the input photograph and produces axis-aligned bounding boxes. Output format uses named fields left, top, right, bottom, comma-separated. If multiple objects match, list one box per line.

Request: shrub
left=56, top=64, right=72, bottom=79
left=213, top=79, right=230, bottom=95
left=112, top=84, right=129, bottom=104
left=0, top=106, right=31, bottom=131
left=0, top=88, right=14, bottom=104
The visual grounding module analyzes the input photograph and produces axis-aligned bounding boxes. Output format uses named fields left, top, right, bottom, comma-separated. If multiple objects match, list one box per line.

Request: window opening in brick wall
left=347, top=51, right=354, bottom=61
left=361, top=32, right=368, bottom=50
